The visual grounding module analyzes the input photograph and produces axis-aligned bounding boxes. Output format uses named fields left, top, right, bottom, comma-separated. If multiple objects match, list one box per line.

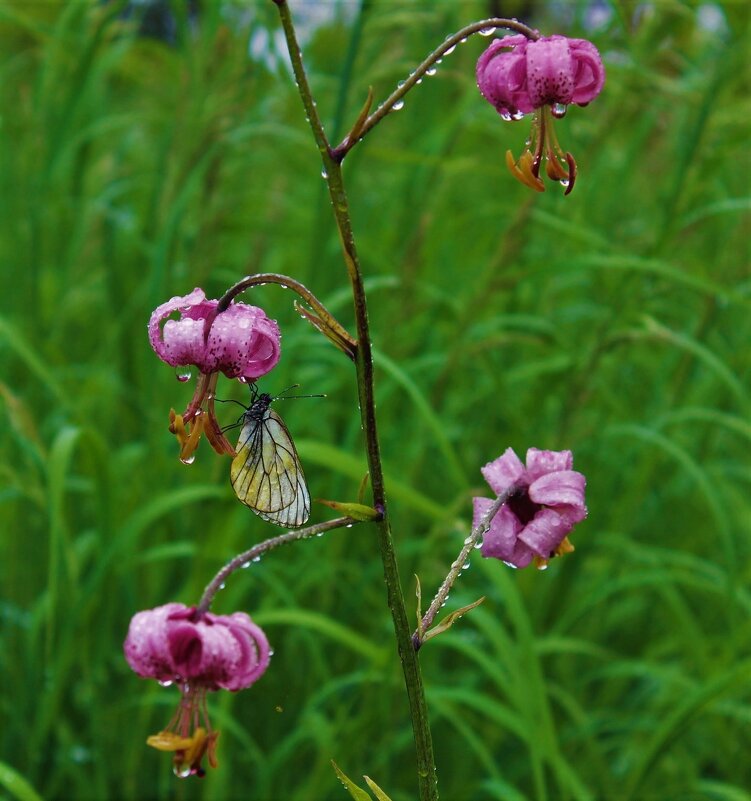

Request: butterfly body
left=230, top=393, right=310, bottom=528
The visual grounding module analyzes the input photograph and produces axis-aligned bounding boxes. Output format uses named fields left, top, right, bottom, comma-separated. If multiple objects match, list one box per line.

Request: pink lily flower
left=124, top=603, right=271, bottom=777
left=477, top=34, right=605, bottom=193
left=148, top=288, right=281, bottom=461
left=474, top=447, right=587, bottom=569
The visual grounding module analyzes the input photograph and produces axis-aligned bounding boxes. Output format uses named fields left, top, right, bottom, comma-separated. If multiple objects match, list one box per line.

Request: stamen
left=506, top=150, right=545, bottom=192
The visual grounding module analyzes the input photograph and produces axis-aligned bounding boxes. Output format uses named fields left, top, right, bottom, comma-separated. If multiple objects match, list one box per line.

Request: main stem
left=275, top=3, right=437, bottom=798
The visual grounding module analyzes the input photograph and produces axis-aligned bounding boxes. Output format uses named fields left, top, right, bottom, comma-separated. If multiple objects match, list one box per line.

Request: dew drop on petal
left=175, top=366, right=192, bottom=382
left=552, top=102, right=568, bottom=118
left=158, top=679, right=173, bottom=687
left=500, top=111, right=513, bottom=121
left=511, top=110, right=525, bottom=121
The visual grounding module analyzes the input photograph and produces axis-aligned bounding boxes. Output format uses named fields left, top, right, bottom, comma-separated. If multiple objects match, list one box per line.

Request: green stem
left=274, top=2, right=438, bottom=798
left=333, top=17, right=539, bottom=158
left=196, top=516, right=359, bottom=615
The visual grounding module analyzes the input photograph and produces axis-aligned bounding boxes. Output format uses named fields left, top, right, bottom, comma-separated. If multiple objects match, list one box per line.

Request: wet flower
left=477, top=34, right=605, bottom=193
left=474, top=447, right=587, bottom=569
left=124, top=602, right=271, bottom=777
left=148, top=288, right=281, bottom=461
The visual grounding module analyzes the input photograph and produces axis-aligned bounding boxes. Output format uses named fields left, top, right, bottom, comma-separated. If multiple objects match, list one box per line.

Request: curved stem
left=333, top=17, right=539, bottom=158
left=274, top=3, right=437, bottom=799
left=414, top=485, right=516, bottom=648
left=214, top=272, right=357, bottom=358
left=196, top=516, right=359, bottom=614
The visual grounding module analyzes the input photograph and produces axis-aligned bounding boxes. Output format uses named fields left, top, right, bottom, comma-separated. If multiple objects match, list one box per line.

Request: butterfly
left=229, top=388, right=310, bottom=528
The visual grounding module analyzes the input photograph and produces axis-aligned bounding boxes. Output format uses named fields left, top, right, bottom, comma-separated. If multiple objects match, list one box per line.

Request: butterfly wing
left=230, top=406, right=310, bottom=527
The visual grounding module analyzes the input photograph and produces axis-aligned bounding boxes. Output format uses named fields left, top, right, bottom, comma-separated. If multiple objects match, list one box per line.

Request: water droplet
left=241, top=561, right=251, bottom=569
left=252, top=555, right=261, bottom=562
left=551, top=102, right=568, bottom=118
left=219, top=582, right=226, bottom=589
left=175, top=366, right=192, bottom=382
left=537, top=563, right=549, bottom=571
left=180, top=454, right=196, bottom=466
left=158, top=680, right=173, bottom=687
left=511, top=110, right=525, bottom=121
left=426, top=66, right=437, bottom=76
left=463, top=561, right=471, bottom=570
left=473, top=541, right=483, bottom=550
left=238, top=376, right=249, bottom=384
left=479, top=26, right=496, bottom=36
left=316, top=531, right=324, bottom=537
left=459, top=37, right=467, bottom=44
left=416, top=78, right=422, bottom=85
left=321, top=168, right=328, bottom=179
left=500, top=111, right=513, bottom=121
left=559, top=179, right=570, bottom=189
left=174, top=765, right=192, bottom=779
left=391, top=99, right=404, bottom=111
left=345, top=523, right=353, bottom=528
left=444, top=44, right=456, bottom=55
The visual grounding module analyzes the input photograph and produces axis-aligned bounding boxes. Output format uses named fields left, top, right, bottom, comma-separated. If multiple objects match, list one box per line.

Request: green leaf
left=0, top=762, right=44, bottom=801
left=423, top=596, right=486, bottom=643
left=331, top=761, right=373, bottom=801
left=363, top=776, right=394, bottom=801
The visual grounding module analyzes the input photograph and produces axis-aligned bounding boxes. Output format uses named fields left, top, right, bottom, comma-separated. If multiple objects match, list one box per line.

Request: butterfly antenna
left=215, top=397, right=249, bottom=409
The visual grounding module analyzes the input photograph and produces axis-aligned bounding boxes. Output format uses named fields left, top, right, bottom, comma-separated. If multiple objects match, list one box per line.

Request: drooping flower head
left=148, top=288, right=281, bottom=462
left=474, top=447, right=587, bottom=569
left=124, top=602, right=271, bottom=777
left=477, top=34, right=605, bottom=193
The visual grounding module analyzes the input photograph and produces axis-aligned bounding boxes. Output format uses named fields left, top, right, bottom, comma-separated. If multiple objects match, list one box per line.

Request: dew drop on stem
left=391, top=99, right=405, bottom=111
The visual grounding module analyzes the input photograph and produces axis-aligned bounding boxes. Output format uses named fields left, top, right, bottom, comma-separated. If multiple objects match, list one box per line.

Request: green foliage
left=1, top=1, right=749, bottom=799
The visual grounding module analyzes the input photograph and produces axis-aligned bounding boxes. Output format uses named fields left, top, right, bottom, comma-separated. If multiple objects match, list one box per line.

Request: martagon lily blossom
left=148, top=288, right=281, bottom=462
left=474, top=447, right=587, bottom=569
left=124, top=603, right=271, bottom=777
left=477, top=34, right=605, bottom=194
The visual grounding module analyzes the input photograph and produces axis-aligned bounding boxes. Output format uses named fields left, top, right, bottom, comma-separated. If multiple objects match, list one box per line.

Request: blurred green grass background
left=1, top=1, right=749, bottom=799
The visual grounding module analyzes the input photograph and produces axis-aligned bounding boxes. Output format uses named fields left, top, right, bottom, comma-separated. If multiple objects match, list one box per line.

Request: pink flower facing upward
left=477, top=34, right=605, bottom=194
left=149, top=288, right=281, bottom=462
left=124, top=603, right=271, bottom=777
left=474, top=448, right=587, bottom=569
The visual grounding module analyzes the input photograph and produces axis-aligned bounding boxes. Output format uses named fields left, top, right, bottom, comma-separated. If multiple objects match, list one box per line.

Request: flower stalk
left=197, top=516, right=360, bottom=615
left=333, top=17, right=539, bottom=159
left=273, top=2, right=464, bottom=798
left=413, top=485, right=516, bottom=649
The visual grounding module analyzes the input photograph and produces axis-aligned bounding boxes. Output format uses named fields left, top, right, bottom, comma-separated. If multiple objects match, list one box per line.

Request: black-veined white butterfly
left=229, top=388, right=311, bottom=528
